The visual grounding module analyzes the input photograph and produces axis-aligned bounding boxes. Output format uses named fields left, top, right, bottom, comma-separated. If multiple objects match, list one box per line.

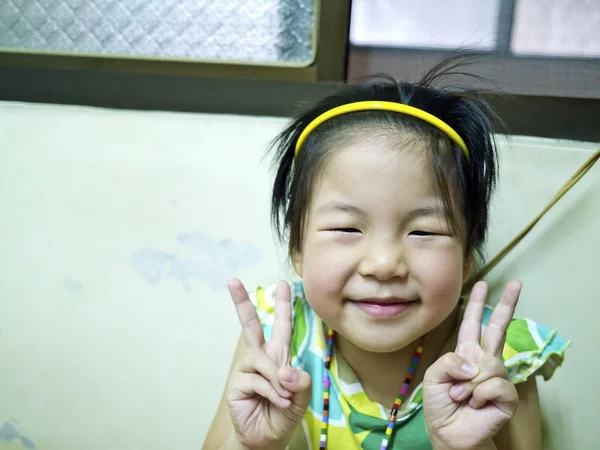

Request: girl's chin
left=339, top=329, right=421, bottom=354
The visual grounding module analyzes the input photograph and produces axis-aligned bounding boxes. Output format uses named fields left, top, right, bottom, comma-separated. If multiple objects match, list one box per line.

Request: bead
left=320, top=331, right=425, bottom=449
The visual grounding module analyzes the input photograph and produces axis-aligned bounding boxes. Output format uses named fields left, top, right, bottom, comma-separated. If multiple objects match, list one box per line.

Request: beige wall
left=0, top=101, right=597, bottom=450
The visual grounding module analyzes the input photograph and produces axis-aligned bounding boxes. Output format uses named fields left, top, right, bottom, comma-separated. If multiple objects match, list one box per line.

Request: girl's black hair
left=270, top=54, right=502, bottom=266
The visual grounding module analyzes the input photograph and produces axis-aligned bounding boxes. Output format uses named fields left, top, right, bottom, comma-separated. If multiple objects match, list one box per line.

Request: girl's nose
left=358, top=240, right=408, bottom=281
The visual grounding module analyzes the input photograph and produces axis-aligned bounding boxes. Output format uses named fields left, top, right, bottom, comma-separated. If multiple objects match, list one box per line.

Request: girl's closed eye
left=333, top=227, right=361, bottom=234
left=410, top=230, right=435, bottom=236
left=409, top=230, right=448, bottom=238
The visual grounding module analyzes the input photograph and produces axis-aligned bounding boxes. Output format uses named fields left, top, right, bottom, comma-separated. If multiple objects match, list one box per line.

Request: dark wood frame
left=348, top=48, right=600, bottom=99
left=0, top=0, right=598, bottom=142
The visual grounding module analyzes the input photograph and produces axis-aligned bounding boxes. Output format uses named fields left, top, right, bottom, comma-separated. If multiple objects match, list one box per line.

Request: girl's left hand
left=423, top=281, right=521, bottom=450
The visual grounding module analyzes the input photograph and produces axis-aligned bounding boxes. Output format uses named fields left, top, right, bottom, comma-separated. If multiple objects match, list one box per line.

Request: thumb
left=279, top=367, right=312, bottom=411
left=424, top=352, right=480, bottom=385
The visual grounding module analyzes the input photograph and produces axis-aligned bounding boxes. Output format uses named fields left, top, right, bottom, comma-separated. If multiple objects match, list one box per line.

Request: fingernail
left=461, top=362, right=479, bottom=377
left=282, top=368, right=296, bottom=383
left=450, top=384, right=464, bottom=399
left=469, top=397, right=480, bottom=409
left=279, top=397, right=291, bottom=408
left=511, top=281, right=522, bottom=295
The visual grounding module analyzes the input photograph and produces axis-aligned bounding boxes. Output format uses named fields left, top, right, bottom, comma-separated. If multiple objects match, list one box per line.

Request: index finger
left=482, top=280, right=522, bottom=357
left=228, top=278, right=265, bottom=349
left=456, top=281, right=488, bottom=348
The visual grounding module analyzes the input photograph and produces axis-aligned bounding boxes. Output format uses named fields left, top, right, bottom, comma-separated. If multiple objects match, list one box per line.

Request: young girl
left=204, top=58, right=569, bottom=450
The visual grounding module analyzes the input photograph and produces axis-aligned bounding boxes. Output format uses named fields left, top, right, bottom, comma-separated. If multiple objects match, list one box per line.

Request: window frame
left=347, top=47, right=600, bottom=99
left=0, top=0, right=598, bottom=142
left=348, top=0, right=600, bottom=99
left=0, top=0, right=351, bottom=83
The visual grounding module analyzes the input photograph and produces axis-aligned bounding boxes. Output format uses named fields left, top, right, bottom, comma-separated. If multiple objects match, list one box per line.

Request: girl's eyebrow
left=317, top=202, right=367, bottom=218
left=317, top=202, right=446, bottom=221
left=405, top=205, right=446, bottom=222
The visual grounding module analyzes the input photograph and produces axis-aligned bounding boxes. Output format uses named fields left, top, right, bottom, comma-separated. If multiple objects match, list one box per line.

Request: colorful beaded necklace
left=319, top=329, right=425, bottom=450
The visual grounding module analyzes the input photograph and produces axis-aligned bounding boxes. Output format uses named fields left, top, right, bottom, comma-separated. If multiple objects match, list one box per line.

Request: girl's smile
left=350, top=300, right=412, bottom=319
left=347, top=297, right=417, bottom=319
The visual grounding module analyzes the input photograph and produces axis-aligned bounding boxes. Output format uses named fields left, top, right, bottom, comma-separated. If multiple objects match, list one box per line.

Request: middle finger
left=482, top=281, right=522, bottom=357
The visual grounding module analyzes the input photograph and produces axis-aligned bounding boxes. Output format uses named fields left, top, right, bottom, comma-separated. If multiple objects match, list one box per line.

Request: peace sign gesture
left=423, top=281, right=522, bottom=450
left=225, top=279, right=312, bottom=449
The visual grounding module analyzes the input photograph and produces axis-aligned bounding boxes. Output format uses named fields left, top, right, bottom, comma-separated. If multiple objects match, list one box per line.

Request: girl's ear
left=292, top=251, right=303, bottom=277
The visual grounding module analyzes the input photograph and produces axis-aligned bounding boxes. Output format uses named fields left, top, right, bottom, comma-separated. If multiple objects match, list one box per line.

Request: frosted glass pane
left=0, top=0, right=315, bottom=65
left=512, top=0, right=600, bottom=57
left=350, top=0, right=500, bottom=50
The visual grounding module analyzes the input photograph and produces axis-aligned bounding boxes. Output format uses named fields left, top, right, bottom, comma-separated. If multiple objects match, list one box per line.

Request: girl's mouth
left=349, top=298, right=415, bottom=318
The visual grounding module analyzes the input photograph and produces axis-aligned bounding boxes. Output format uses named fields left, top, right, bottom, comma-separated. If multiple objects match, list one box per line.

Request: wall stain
left=130, top=231, right=261, bottom=292
left=0, top=421, right=35, bottom=449
left=63, top=278, right=84, bottom=292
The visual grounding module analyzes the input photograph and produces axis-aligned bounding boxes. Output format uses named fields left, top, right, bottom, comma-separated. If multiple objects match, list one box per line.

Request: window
left=0, top=0, right=349, bottom=82
left=348, top=0, right=600, bottom=98
left=351, top=0, right=500, bottom=50
left=511, top=0, right=600, bottom=58
left=0, top=0, right=315, bottom=65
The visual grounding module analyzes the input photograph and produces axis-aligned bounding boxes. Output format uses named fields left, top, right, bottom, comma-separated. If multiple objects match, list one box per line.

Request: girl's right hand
left=225, top=279, right=312, bottom=450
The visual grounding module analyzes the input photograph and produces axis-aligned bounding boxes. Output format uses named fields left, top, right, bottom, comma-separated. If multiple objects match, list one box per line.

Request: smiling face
left=293, top=138, right=471, bottom=353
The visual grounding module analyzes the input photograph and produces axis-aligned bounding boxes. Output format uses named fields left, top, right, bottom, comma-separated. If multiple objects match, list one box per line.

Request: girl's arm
left=493, top=377, right=542, bottom=450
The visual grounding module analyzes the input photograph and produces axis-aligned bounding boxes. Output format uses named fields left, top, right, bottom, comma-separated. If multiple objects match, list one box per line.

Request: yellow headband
left=294, top=101, right=470, bottom=163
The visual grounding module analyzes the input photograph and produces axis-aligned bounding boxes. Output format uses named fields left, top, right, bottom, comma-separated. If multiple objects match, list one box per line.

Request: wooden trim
left=1, top=65, right=598, bottom=142
left=0, top=50, right=319, bottom=82
left=314, top=0, right=352, bottom=81
left=495, top=0, right=517, bottom=54
left=348, top=47, right=600, bottom=99
left=0, top=66, right=340, bottom=116
left=484, top=94, right=600, bottom=142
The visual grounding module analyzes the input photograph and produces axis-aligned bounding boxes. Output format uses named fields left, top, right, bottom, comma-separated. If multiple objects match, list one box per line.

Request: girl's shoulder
left=477, top=302, right=571, bottom=384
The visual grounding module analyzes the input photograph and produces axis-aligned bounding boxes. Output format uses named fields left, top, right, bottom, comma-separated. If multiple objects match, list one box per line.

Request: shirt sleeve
left=480, top=305, right=571, bottom=384
left=248, top=282, right=301, bottom=342
left=247, top=282, right=308, bottom=368
left=247, top=284, right=278, bottom=342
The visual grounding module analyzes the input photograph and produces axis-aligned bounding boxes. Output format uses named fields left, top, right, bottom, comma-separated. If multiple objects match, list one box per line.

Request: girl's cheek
left=302, top=237, right=354, bottom=297
left=303, top=255, right=347, bottom=296
left=307, top=278, right=342, bottom=302
left=414, top=250, right=465, bottom=299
